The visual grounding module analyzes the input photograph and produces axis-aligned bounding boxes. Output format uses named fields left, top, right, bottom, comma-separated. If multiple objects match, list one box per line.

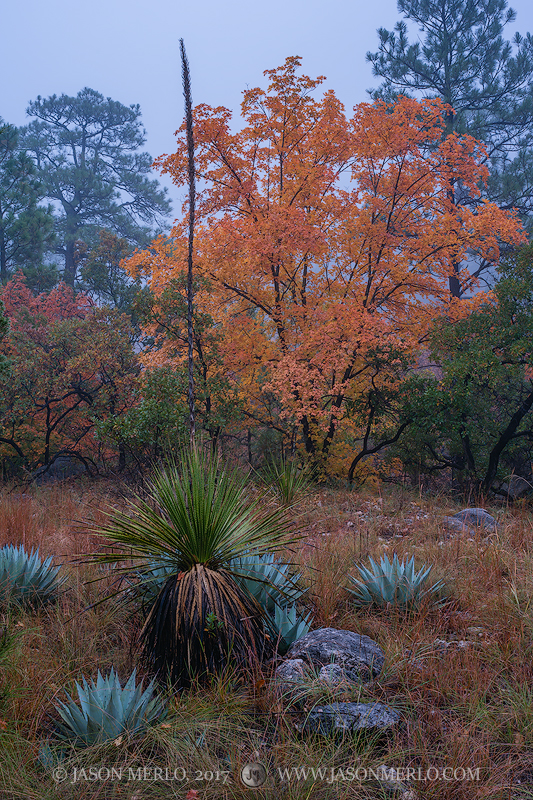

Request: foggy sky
left=3, top=0, right=533, bottom=214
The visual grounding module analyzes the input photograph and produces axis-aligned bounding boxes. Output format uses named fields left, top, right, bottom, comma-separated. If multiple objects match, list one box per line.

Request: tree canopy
left=22, top=88, right=171, bottom=287
left=367, top=0, right=533, bottom=231
left=0, top=120, right=55, bottom=289
left=126, top=57, right=525, bottom=478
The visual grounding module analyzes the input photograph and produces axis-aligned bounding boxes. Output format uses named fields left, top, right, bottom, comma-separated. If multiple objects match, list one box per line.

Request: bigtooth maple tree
left=0, top=274, right=138, bottom=474
left=126, top=57, right=525, bottom=476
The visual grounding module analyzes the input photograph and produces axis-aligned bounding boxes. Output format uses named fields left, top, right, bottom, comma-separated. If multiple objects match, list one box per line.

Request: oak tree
left=0, top=274, right=138, bottom=474
left=367, top=0, right=533, bottom=292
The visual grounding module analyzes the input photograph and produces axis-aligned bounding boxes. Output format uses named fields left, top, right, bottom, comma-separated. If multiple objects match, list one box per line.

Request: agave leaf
left=0, top=544, right=64, bottom=609
left=267, top=603, right=312, bottom=655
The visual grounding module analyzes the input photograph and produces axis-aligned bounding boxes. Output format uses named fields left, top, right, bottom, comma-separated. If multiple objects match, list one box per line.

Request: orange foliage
left=0, top=274, right=137, bottom=471
left=126, top=57, right=525, bottom=463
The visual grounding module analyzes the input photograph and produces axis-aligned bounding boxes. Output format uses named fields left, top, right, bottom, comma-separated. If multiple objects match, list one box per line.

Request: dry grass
left=1, top=479, right=533, bottom=798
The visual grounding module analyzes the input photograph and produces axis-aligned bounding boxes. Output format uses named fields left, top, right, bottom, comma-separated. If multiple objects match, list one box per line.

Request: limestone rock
left=318, top=663, right=353, bottom=687
left=286, top=627, right=384, bottom=682
left=299, top=701, right=400, bottom=735
left=452, top=508, right=497, bottom=531
left=442, top=516, right=475, bottom=536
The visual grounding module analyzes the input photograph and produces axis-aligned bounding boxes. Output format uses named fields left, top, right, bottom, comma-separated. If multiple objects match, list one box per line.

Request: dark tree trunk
left=64, top=237, right=77, bottom=288
left=0, top=227, right=7, bottom=285
left=482, top=389, right=533, bottom=492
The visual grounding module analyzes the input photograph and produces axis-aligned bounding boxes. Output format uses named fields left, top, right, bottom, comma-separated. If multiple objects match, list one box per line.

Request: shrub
left=89, top=445, right=299, bottom=687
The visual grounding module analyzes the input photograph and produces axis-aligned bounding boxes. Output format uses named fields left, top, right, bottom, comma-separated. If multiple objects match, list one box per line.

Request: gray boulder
left=274, top=658, right=307, bottom=692
left=318, top=663, right=351, bottom=686
left=497, top=476, right=532, bottom=500
left=453, top=508, right=497, bottom=531
left=442, top=516, right=475, bottom=536
left=32, top=455, right=88, bottom=484
left=299, top=701, right=400, bottom=735
left=275, top=658, right=306, bottom=683
left=286, top=627, right=384, bottom=682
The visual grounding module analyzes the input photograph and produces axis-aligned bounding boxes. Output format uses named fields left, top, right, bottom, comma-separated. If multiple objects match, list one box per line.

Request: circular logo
left=52, top=767, right=68, bottom=783
left=240, top=762, right=267, bottom=787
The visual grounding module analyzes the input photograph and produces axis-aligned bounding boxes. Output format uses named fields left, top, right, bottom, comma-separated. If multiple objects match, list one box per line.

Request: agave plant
left=268, top=603, right=312, bottom=655
left=89, top=446, right=298, bottom=688
left=55, top=668, right=165, bottom=747
left=229, top=552, right=305, bottom=614
left=0, top=544, right=64, bottom=609
left=347, top=553, right=445, bottom=610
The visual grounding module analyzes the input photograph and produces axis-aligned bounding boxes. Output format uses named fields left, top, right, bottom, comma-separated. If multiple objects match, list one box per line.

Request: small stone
left=275, top=658, right=307, bottom=684
left=442, top=516, right=475, bottom=536
left=318, top=663, right=354, bottom=686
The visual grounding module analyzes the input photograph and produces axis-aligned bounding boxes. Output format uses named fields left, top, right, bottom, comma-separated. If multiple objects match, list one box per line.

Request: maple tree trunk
left=301, top=416, right=316, bottom=455
left=447, top=171, right=462, bottom=299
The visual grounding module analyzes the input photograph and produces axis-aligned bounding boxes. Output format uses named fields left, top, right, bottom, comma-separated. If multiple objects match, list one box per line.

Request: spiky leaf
left=54, top=668, right=165, bottom=747
left=347, top=553, right=445, bottom=609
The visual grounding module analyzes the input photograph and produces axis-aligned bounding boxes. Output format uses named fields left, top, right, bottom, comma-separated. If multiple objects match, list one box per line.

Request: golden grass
left=1, top=479, right=533, bottom=797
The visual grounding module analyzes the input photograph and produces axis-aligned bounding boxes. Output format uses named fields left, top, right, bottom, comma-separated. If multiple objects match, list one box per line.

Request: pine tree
left=367, top=0, right=533, bottom=292
left=22, top=89, right=171, bottom=287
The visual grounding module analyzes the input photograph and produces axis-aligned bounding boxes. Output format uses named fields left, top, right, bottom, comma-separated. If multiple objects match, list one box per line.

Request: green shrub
left=259, top=456, right=315, bottom=507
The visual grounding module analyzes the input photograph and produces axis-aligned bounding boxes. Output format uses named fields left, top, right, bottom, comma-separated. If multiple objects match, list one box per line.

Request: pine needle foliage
left=89, top=445, right=298, bottom=687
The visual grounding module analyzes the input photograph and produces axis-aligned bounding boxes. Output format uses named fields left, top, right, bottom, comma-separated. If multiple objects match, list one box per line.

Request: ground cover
left=0, top=478, right=532, bottom=798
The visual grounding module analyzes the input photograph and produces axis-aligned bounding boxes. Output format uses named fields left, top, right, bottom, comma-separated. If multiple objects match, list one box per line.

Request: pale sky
left=3, top=0, right=533, bottom=215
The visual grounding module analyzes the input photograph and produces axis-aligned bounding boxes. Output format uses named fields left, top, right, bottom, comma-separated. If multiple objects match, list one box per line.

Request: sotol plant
left=54, top=668, right=165, bottom=747
left=132, top=551, right=312, bottom=654
left=347, top=553, right=445, bottom=609
left=89, top=446, right=299, bottom=687
left=259, top=456, right=315, bottom=507
left=0, top=544, right=64, bottom=609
